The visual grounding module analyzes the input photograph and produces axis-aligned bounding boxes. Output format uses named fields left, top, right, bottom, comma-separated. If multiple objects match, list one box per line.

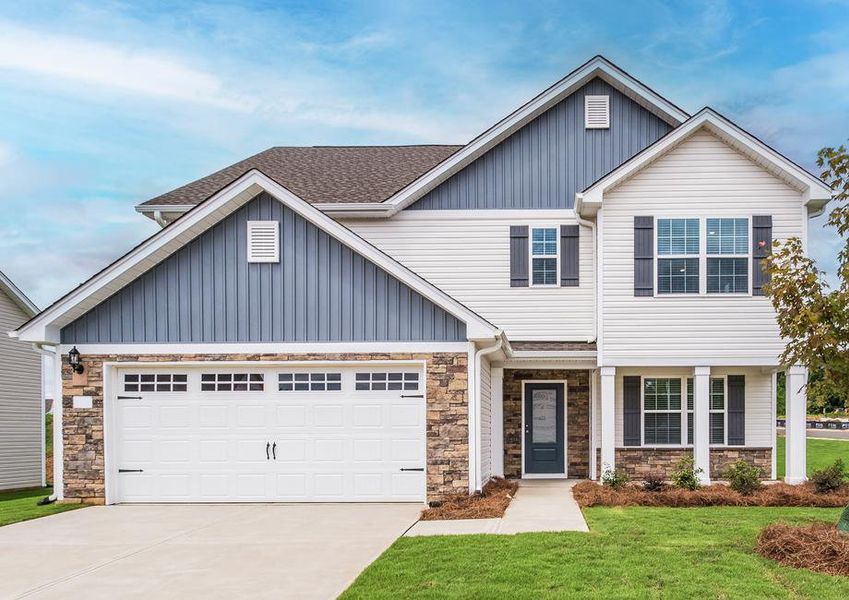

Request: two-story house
left=11, top=56, right=830, bottom=505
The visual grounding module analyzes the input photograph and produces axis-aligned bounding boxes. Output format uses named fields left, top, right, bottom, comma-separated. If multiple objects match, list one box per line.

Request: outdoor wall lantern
left=68, top=346, right=84, bottom=374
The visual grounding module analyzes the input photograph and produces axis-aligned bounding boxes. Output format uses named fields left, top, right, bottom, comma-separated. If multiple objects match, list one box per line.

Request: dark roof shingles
left=141, top=145, right=462, bottom=207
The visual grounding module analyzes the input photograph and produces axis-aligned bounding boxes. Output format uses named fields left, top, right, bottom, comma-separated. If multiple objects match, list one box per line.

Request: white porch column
left=785, top=365, right=808, bottom=484
left=490, top=367, right=504, bottom=478
left=600, top=367, right=616, bottom=475
left=692, top=366, right=711, bottom=485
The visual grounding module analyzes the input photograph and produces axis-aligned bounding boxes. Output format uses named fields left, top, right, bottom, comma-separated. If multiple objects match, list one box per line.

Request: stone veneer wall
left=594, top=447, right=773, bottom=480
left=61, top=352, right=468, bottom=504
left=503, top=369, right=590, bottom=479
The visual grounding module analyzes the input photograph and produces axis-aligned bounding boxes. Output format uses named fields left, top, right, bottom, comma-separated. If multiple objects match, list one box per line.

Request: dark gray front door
left=524, top=383, right=565, bottom=474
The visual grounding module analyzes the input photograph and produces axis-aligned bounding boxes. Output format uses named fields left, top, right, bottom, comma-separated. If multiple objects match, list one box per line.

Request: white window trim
left=705, top=217, right=752, bottom=296
left=640, top=375, right=728, bottom=449
left=653, top=216, right=753, bottom=297
left=641, top=377, right=685, bottom=447
left=529, top=226, right=560, bottom=287
left=655, top=217, right=700, bottom=296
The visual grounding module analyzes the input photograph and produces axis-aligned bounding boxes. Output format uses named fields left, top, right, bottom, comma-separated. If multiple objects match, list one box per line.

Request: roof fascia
left=578, top=109, right=832, bottom=216
left=0, top=270, right=38, bottom=318
left=14, top=171, right=498, bottom=343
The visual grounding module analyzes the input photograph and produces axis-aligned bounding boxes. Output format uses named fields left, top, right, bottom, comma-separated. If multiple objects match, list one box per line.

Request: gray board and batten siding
left=409, top=78, right=672, bottom=210
left=61, top=193, right=467, bottom=343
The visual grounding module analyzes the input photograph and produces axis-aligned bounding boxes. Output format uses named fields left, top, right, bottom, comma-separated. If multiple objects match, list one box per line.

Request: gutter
left=32, top=343, right=59, bottom=503
left=469, top=332, right=505, bottom=493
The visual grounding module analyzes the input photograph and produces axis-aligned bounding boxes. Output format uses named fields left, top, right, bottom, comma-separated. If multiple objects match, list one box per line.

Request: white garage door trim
left=103, top=360, right=427, bottom=504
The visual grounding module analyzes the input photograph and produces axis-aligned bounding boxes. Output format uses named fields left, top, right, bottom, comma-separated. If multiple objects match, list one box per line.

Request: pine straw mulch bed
left=572, top=480, right=849, bottom=508
left=757, top=522, right=849, bottom=577
left=420, top=478, right=519, bottom=520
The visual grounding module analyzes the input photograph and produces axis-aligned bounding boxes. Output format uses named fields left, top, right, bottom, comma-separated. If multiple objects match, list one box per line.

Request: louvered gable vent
left=247, top=220, right=280, bottom=263
left=584, top=95, right=610, bottom=129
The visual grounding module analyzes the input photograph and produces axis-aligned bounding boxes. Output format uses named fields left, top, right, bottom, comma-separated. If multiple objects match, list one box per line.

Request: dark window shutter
left=560, top=225, right=579, bottom=287
left=634, top=216, right=654, bottom=297
left=510, top=226, right=529, bottom=287
left=752, top=215, right=772, bottom=296
left=623, top=375, right=642, bottom=446
left=727, top=375, right=745, bottom=445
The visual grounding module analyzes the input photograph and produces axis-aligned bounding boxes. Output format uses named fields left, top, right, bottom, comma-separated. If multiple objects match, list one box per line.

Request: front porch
left=483, top=348, right=809, bottom=486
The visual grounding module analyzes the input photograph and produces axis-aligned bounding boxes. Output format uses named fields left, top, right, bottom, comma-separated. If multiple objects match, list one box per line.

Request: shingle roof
left=510, top=341, right=597, bottom=352
left=140, top=145, right=463, bottom=207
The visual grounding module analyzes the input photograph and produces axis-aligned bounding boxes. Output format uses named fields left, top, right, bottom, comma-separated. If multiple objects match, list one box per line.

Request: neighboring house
left=0, top=270, right=42, bottom=491
left=11, top=56, right=829, bottom=505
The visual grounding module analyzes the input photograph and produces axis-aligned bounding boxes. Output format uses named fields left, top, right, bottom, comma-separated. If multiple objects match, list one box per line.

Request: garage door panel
left=114, top=365, right=426, bottom=503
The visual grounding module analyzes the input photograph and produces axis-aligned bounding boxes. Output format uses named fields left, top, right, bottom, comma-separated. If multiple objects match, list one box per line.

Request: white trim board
left=577, top=108, right=832, bottom=218
left=58, top=342, right=472, bottom=355
left=12, top=171, right=500, bottom=343
left=0, top=269, right=38, bottom=317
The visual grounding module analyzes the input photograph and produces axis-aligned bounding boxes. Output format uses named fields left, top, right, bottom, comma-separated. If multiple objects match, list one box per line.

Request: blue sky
left=1, top=0, right=847, bottom=306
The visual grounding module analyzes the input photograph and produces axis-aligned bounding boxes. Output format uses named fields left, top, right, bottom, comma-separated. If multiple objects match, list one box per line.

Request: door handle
left=400, top=467, right=424, bottom=472
left=272, top=442, right=277, bottom=460
left=266, top=442, right=270, bottom=460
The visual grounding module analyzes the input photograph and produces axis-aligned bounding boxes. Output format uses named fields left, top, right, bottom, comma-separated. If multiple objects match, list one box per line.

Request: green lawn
left=777, top=436, right=849, bottom=478
left=343, top=507, right=848, bottom=599
left=0, top=487, right=85, bottom=527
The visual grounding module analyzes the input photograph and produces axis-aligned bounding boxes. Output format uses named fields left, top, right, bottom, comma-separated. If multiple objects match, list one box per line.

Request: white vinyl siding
left=601, top=129, right=804, bottom=364
left=0, top=292, right=42, bottom=490
left=613, top=367, right=773, bottom=448
left=479, top=355, right=493, bottom=485
left=343, top=210, right=594, bottom=341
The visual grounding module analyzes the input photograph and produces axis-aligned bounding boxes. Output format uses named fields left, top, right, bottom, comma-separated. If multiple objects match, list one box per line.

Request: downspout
left=471, top=333, right=504, bottom=493
left=32, top=343, right=58, bottom=503
left=573, top=210, right=597, bottom=343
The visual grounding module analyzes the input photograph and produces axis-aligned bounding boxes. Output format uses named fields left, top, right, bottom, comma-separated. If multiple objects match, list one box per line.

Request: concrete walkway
left=405, top=479, right=588, bottom=536
left=0, top=503, right=419, bottom=600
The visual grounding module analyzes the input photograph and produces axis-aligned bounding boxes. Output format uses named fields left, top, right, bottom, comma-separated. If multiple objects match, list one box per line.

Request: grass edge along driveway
left=342, top=506, right=848, bottom=599
left=0, top=487, right=85, bottom=528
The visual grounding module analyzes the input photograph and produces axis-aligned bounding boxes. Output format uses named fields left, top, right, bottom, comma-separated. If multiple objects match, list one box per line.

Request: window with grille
left=657, top=218, right=699, bottom=294
left=201, top=373, right=264, bottom=392
left=355, top=372, right=420, bottom=391
left=124, top=373, right=187, bottom=393
left=278, top=372, right=342, bottom=392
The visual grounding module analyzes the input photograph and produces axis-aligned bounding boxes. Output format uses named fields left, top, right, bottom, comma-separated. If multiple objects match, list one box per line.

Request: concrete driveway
left=0, top=503, right=420, bottom=599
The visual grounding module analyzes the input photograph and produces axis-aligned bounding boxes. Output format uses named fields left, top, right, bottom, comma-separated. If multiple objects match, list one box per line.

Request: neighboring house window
left=124, top=373, right=187, bottom=393
left=201, top=373, right=264, bottom=392
left=643, top=378, right=682, bottom=444
left=656, top=218, right=699, bottom=294
left=706, top=218, right=749, bottom=293
left=355, top=372, right=420, bottom=391
left=530, top=227, right=558, bottom=286
left=278, top=372, right=342, bottom=392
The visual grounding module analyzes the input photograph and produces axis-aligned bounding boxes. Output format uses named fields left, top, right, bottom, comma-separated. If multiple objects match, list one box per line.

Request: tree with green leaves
left=764, top=144, right=849, bottom=408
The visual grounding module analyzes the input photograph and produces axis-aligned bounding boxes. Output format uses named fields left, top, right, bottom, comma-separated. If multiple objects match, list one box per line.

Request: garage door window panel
left=201, top=373, right=264, bottom=392
left=124, top=373, right=188, bottom=393
left=355, top=372, right=420, bottom=391
left=278, top=372, right=342, bottom=392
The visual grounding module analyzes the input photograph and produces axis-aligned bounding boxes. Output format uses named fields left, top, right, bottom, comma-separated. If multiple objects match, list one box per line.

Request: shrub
left=671, top=456, right=703, bottom=491
left=601, top=467, right=630, bottom=489
left=810, top=459, right=847, bottom=494
left=725, top=459, right=763, bottom=496
left=642, top=472, right=666, bottom=492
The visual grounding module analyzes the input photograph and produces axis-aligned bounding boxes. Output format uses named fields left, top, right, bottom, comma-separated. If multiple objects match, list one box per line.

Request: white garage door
left=112, top=364, right=426, bottom=503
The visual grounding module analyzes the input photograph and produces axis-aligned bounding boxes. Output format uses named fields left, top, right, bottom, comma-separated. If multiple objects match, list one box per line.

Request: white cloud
left=0, top=140, right=12, bottom=166
left=0, top=22, right=257, bottom=111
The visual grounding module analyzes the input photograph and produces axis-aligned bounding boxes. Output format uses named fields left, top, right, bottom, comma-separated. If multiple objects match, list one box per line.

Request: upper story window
left=706, top=218, right=749, bottom=294
left=530, top=228, right=558, bottom=286
left=656, top=219, right=699, bottom=294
